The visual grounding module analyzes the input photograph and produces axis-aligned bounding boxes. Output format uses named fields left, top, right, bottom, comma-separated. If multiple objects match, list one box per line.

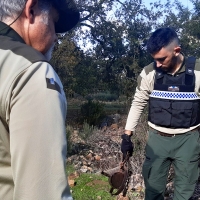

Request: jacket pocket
left=186, top=158, right=200, bottom=183
left=149, top=99, right=171, bottom=127
left=171, top=102, right=193, bottom=128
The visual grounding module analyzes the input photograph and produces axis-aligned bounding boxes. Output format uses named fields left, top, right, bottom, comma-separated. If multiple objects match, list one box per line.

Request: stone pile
left=67, top=114, right=200, bottom=200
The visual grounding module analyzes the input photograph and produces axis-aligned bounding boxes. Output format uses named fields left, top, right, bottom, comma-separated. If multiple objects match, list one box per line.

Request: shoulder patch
left=144, top=62, right=155, bottom=75
left=46, top=78, right=61, bottom=94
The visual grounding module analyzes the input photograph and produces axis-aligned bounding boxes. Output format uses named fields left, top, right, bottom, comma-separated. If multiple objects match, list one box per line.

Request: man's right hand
left=121, top=133, right=134, bottom=160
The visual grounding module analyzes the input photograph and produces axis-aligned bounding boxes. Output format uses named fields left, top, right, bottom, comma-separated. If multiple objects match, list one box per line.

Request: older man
left=0, top=0, right=79, bottom=199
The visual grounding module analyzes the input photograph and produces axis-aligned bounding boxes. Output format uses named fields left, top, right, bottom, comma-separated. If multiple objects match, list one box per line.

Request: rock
left=87, top=167, right=93, bottom=172
left=68, top=179, right=75, bottom=187
left=68, top=171, right=79, bottom=187
left=80, top=168, right=88, bottom=173
left=73, top=130, right=79, bottom=135
left=134, top=183, right=144, bottom=192
left=117, top=193, right=130, bottom=200
left=82, top=160, right=87, bottom=165
left=101, top=125, right=107, bottom=132
left=80, top=165, right=88, bottom=173
left=68, top=171, right=79, bottom=179
left=86, top=153, right=93, bottom=159
left=94, top=155, right=101, bottom=160
left=110, top=123, right=118, bottom=130
left=87, top=161, right=91, bottom=166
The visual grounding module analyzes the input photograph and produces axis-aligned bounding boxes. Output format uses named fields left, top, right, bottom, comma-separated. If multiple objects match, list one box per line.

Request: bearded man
left=121, top=27, right=200, bottom=200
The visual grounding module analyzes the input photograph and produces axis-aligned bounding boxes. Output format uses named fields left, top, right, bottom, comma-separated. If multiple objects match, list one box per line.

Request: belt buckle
left=172, top=134, right=176, bottom=137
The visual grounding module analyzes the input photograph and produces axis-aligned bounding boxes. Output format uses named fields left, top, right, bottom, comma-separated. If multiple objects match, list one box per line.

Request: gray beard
left=44, top=44, right=55, bottom=61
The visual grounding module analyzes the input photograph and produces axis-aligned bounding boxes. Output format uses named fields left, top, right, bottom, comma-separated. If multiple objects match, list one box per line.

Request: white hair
left=44, top=43, right=55, bottom=61
left=39, top=9, right=50, bottom=25
left=0, top=0, right=51, bottom=23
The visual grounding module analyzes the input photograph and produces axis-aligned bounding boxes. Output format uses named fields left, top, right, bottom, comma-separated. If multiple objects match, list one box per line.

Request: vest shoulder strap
left=154, top=62, right=165, bottom=84
left=185, top=56, right=196, bottom=85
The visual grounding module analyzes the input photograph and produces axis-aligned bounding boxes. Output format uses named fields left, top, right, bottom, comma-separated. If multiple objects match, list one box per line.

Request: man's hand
left=121, top=133, right=134, bottom=160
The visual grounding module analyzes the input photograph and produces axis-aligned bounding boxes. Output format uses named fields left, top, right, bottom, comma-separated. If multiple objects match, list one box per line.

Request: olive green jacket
left=0, top=22, right=72, bottom=200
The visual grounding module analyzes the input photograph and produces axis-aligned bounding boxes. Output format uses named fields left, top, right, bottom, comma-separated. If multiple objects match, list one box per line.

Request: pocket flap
left=172, top=102, right=192, bottom=109
left=151, top=100, right=170, bottom=109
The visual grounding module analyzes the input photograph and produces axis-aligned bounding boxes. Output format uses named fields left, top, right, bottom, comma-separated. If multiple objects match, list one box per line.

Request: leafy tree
left=52, top=0, right=200, bottom=100
left=50, top=34, right=82, bottom=97
left=72, top=55, right=100, bottom=96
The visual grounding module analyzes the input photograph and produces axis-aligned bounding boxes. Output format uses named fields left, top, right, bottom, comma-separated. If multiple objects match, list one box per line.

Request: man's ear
left=174, top=46, right=181, bottom=56
left=24, top=0, right=38, bottom=23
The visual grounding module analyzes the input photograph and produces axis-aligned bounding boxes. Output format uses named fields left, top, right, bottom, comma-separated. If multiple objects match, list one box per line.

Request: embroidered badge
left=46, top=78, right=61, bottom=94
left=187, top=68, right=193, bottom=74
left=168, top=86, right=179, bottom=92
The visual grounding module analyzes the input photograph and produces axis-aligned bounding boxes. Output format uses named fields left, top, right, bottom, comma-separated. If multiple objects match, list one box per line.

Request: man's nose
left=156, top=61, right=162, bottom=68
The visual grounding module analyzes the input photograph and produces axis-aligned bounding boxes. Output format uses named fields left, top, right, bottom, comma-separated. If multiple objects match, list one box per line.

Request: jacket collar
left=0, top=21, right=25, bottom=44
left=175, top=52, right=185, bottom=74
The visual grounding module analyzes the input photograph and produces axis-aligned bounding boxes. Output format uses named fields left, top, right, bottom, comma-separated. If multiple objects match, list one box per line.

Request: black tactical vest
left=148, top=57, right=200, bottom=128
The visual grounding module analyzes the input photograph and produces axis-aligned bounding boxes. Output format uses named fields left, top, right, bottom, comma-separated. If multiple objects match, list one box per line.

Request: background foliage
left=51, top=0, right=200, bottom=100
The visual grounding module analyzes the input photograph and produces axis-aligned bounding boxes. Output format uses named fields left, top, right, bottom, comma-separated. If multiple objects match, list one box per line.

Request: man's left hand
left=121, top=133, right=134, bottom=160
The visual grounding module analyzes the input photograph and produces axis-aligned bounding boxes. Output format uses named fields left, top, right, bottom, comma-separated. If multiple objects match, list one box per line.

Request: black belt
left=149, top=127, right=200, bottom=137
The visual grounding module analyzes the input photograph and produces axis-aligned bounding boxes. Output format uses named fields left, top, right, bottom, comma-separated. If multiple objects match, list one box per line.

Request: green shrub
left=66, top=162, right=75, bottom=175
left=80, top=100, right=106, bottom=126
left=86, top=92, right=118, bottom=102
left=79, top=121, right=97, bottom=140
left=66, top=125, right=73, bottom=156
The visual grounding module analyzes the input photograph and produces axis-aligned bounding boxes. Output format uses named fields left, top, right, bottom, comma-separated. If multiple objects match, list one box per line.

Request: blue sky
left=78, top=0, right=194, bottom=51
left=143, top=0, right=193, bottom=10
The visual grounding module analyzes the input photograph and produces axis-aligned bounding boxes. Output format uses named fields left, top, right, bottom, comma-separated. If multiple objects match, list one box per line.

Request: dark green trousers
left=142, top=128, right=200, bottom=200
